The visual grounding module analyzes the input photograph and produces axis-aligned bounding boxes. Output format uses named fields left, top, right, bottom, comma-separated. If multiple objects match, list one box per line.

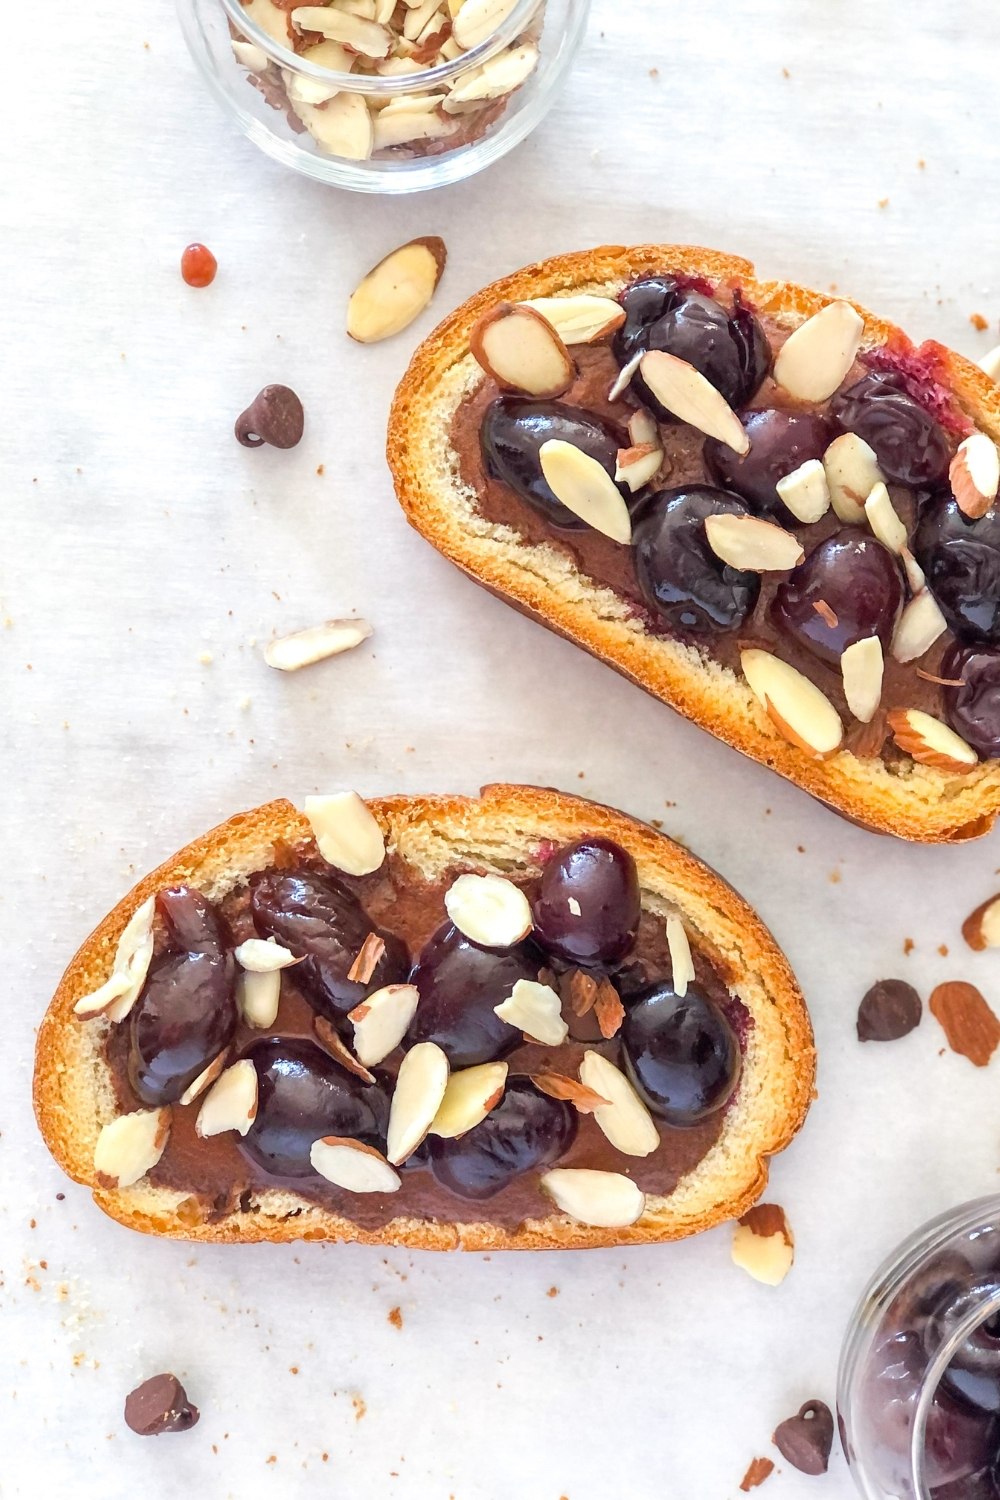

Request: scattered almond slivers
left=980, top=346, right=1000, bottom=383
left=530, top=1070, right=610, bottom=1113
left=291, top=7, right=392, bottom=56
left=841, top=637, right=884, bottom=724
left=963, top=895, right=1000, bottom=951
left=731, top=1204, right=794, bottom=1285
left=347, top=932, right=386, bottom=985
left=296, top=93, right=375, bottom=161
left=494, top=978, right=568, bottom=1046
left=310, top=1136, right=401, bottom=1193
left=234, top=937, right=299, bottom=973
left=887, top=708, right=978, bottom=772
left=522, top=294, right=626, bottom=346
left=429, top=1061, right=508, bottom=1138
left=94, top=1108, right=170, bottom=1188
left=579, top=1051, right=658, bottom=1157
left=444, top=872, right=533, bottom=948
left=196, top=1060, right=259, bottom=1139
left=704, top=513, right=804, bottom=573
left=775, top=459, right=831, bottom=524
left=538, top=439, right=633, bottom=545
left=470, top=302, right=574, bottom=397
left=639, top=350, right=749, bottom=454
left=607, top=351, right=642, bottom=404
left=593, top=978, right=625, bottom=1038
left=901, top=547, right=927, bottom=595
left=451, top=0, right=518, bottom=49
left=628, top=408, right=658, bottom=447
left=864, top=483, right=908, bottom=554
left=615, top=443, right=662, bottom=492
left=386, top=1041, right=449, bottom=1164
left=304, top=791, right=385, bottom=876
left=540, top=1168, right=646, bottom=1228
left=347, top=236, right=447, bottom=344
left=314, top=1015, right=376, bottom=1084
left=373, top=110, right=458, bottom=150
left=444, top=41, right=538, bottom=108
left=284, top=41, right=353, bottom=107
left=178, top=1050, right=229, bottom=1107
left=773, top=301, right=864, bottom=403
left=264, top=618, right=372, bottom=673
left=238, top=969, right=281, bottom=1029
left=741, top=649, right=844, bottom=758
left=891, top=591, right=948, bottom=664
left=823, top=433, right=884, bottom=523
left=74, top=896, right=156, bottom=1022
left=349, top=982, right=420, bottom=1067
left=950, top=433, right=1000, bottom=519
left=666, top=916, right=695, bottom=997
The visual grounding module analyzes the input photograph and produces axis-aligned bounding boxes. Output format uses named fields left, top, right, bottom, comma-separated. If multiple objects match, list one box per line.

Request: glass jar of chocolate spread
left=839, top=1197, right=1000, bottom=1499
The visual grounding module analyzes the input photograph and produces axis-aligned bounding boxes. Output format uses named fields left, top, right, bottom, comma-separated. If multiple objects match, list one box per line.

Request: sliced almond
left=563, top=969, right=598, bottom=1017
left=232, top=38, right=270, bottom=71
left=291, top=7, right=392, bottom=55
left=704, top=513, right=804, bottom=572
left=950, top=433, right=1000, bottom=519
left=864, top=482, right=908, bottom=554
left=470, top=302, right=574, bottom=398
left=234, top=937, right=299, bottom=973
left=579, top=1051, right=659, bottom=1158
left=304, top=791, right=385, bottom=876
left=774, top=459, right=831, bottom=524
left=638, top=350, right=749, bottom=453
left=823, top=432, right=884, bottom=523
left=429, top=1061, right=508, bottom=1138
left=196, top=1060, right=259, bottom=1138
left=887, top=708, right=978, bottom=772
left=264, top=618, right=372, bottom=672
left=178, top=1049, right=229, bottom=1107
left=444, top=41, right=537, bottom=105
left=732, top=1204, right=794, bottom=1285
left=963, top=895, right=1000, bottom=951
left=451, top=0, right=518, bottom=50
left=538, top=439, right=632, bottom=544
left=443, top=871, right=533, bottom=948
left=666, top=915, right=695, bottom=998
left=238, top=969, right=281, bottom=1029
left=294, top=92, right=375, bottom=160
left=349, top=982, right=420, bottom=1067
left=607, top=351, right=642, bottom=404
left=628, top=408, right=659, bottom=447
left=314, top=1015, right=377, bottom=1084
left=385, top=1041, right=449, bottom=1164
left=530, top=1071, right=610, bottom=1112
left=891, top=590, right=948, bottom=664
left=347, top=236, right=446, bottom=344
left=901, top=547, right=927, bottom=595
left=540, top=1168, right=645, bottom=1228
left=980, top=346, right=1000, bottom=383
left=310, top=1136, right=401, bottom=1193
left=593, top=978, right=625, bottom=1038
left=741, top=649, right=843, bottom=758
left=494, top=978, right=568, bottom=1046
left=521, top=294, right=625, bottom=346
left=347, top=932, right=386, bottom=984
left=615, top=442, right=662, bottom=492
left=284, top=40, right=353, bottom=105
left=402, top=0, right=441, bottom=39
left=841, top=637, right=884, bottom=724
left=74, top=896, right=155, bottom=1022
left=240, top=0, right=294, bottom=45
left=372, top=108, right=458, bottom=149
left=94, top=1108, right=170, bottom=1188
left=773, top=301, right=864, bottom=402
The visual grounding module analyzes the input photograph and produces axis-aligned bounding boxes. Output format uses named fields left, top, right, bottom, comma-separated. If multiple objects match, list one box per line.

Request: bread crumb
left=904, top=937, right=915, bottom=955
left=547, top=1286, right=559, bottom=1298
left=649, top=818, right=663, bottom=829
left=829, top=869, right=842, bottom=884
left=781, top=66, right=790, bottom=77
left=878, top=197, right=890, bottom=209
left=289, top=1365, right=299, bottom=1374
left=352, top=1396, right=367, bottom=1421
left=740, top=1456, right=775, bottom=1491
left=970, top=313, right=990, bottom=332
left=266, top=1455, right=277, bottom=1465
left=648, top=66, right=658, bottom=77
left=918, top=158, right=926, bottom=169
left=939, top=943, right=949, bottom=956
left=316, top=464, right=325, bottom=475
left=388, top=1306, right=403, bottom=1330
left=197, top=651, right=213, bottom=665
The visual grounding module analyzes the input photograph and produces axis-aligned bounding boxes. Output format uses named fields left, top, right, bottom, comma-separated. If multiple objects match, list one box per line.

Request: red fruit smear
left=181, top=243, right=218, bottom=289
left=863, top=335, right=972, bottom=437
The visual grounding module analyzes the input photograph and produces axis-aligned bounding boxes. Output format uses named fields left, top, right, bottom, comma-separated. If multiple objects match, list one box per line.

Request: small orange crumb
left=289, top=1366, right=299, bottom=1374
left=797, top=845, right=805, bottom=853
left=904, top=937, right=915, bottom=955
left=352, top=1396, right=367, bottom=1421
left=650, top=818, right=663, bottom=829
left=970, top=313, right=990, bottom=332
left=939, top=944, right=949, bottom=956
left=649, top=67, right=658, bottom=77
left=740, top=1456, right=775, bottom=1491
left=388, top=1306, right=403, bottom=1330
left=829, top=869, right=842, bottom=884
left=781, top=66, right=790, bottom=77
left=918, top=158, right=926, bottom=168
left=322, top=1453, right=329, bottom=1463
left=316, top=464, right=325, bottom=475
left=266, top=1455, right=277, bottom=1465
left=878, top=197, right=890, bottom=209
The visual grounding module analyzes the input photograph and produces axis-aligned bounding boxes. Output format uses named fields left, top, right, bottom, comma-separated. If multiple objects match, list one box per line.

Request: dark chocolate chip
left=235, top=385, right=304, bottom=450
left=857, top=979, right=922, bottom=1042
left=772, top=1399, right=834, bottom=1476
left=124, top=1373, right=200, bottom=1436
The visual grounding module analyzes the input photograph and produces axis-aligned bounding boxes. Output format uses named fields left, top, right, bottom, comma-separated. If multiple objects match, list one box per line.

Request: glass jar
left=176, top=0, right=590, bottom=192
left=839, top=1196, right=1000, bottom=1499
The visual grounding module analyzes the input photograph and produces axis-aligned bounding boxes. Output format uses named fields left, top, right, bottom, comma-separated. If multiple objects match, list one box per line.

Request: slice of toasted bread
left=33, top=785, right=814, bottom=1250
left=386, top=244, right=1000, bottom=842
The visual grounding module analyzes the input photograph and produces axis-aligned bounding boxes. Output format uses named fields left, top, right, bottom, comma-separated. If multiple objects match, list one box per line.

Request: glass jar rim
left=221, top=0, right=545, bottom=94
left=910, top=1281, right=1000, bottom=1499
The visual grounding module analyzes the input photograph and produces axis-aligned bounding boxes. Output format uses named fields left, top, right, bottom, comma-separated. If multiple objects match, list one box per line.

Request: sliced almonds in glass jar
left=740, top=649, right=844, bottom=758
left=886, top=708, right=979, bottom=772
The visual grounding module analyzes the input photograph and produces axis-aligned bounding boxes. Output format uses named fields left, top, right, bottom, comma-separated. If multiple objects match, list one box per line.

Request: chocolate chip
left=235, top=385, right=304, bottom=450
left=124, top=1373, right=200, bottom=1436
left=857, top=979, right=922, bottom=1041
left=772, top=1399, right=834, bottom=1476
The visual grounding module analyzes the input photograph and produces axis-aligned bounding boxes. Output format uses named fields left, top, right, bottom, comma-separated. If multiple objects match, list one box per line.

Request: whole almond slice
left=238, top=969, right=281, bottom=1029
left=494, top=978, right=568, bottom=1046
left=314, top=1015, right=376, bottom=1084
left=741, top=649, right=844, bottom=758
left=310, top=1136, right=401, bottom=1193
left=775, top=459, right=831, bottom=524
left=444, top=41, right=537, bottom=104
left=196, top=1060, right=259, bottom=1138
left=615, top=443, right=662, bottom=492
left=294, top=93, right=374, bottom=160
left=444, top=872, right=533, bottom=948
left=372, top=109, right=458, bottom=150
left=349, top=982, right=420, bottom=1067
left=232, top=38, right=270, bottom=71
left=963, top=894, right=1000, bottom=951
left=470, top=303, right=574, bottom=398
left=451, top=0, right=518, bottom=49
left=521, top=294, right=626, bottom=346
left=901, top=547, right=927, bottom=596
left=950, top=433, right=1000, bottom=519
left=234, top=937, right=299, bottom=973
left=823, top=432, right=884, bottom=523
left=540, top=1168, right=646, bottom=1228
left=74, top=895, right=156, bottom=1022
left=773, top=301, right=864, bottom=403
left=386, top=1041, right=449, bottom=1164
left=666, top=915, right=695, bottom=997
left=841, top=637, right=884, bottom=724
left=980, top=346, right=1000, bottom=383
left=887, top=709, right=978, bottom=772
left=402, top=0, right=442, bottom=40
left=638, top=350, right=749, bottom=453
left=94, top=1108, right=170, bottom=1188
left=538, top=440, right=632, bottom=544
left=704, top=513, right=804, bottom=572
left=628, top=408, right=659, bottom=446
left=284, top=40, right=352, bottom=106
left=891, top=591, right=948, bottom=664
left=732, top=1204, right=794, bottom=1285
left=178, top=1049, right=230, bottom=1107
left=264, top=618, right=372, bottom=672
left=429, top=1061, right=508, bottom=1138
left=291, top=7, right=392, bottom=55
left=864, top=483, right=908, bottom=554
left=607, top=351, right=642, bottom=404
left=530, top=1070, right=610, bottom=1112
left=304, top=791, right=385, bottom=876
left=347, top=236, right=446, bottom=344
left=579, top=1051, right=659, bottom=1158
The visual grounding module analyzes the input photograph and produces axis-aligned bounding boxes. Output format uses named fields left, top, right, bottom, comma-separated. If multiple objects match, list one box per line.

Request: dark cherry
left=771, top=528, right=904, bottom=666
left=239, top=1037, right=388, bottom=1179
left=480, top=398, right=639, bottom=531
left=613, top=277, right=770, bottom=413
left=407, top=923, right=540, bottom=1067
left=532, top=837, right=641, bottom=968
left=941, top=642, right=1000, bottom=758
left=428, top=1079, right=576, bottom=1199
left=914, top=496, right=1000, bottom=645
left=250, top=867, right=408, bottom=1024
left=621, top=981, right=740, bottom=1124
left=703, top=409, right=833, bottom=520
left=128, top=887, right=236, bottom=1107
left=830, top=371, right=952, bottom=488
left=633, top=486, right=761, bottom=633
